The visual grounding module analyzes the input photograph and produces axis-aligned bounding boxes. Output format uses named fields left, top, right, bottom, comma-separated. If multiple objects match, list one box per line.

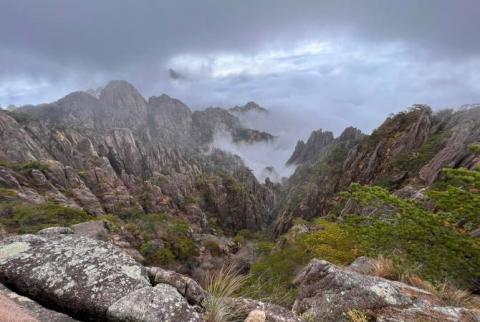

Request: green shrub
left=140, top=241, right=175, bottom=266
left=204, top=239, right=223, bottom=257
left=0, top=201, right=90, bottom=234
left=185, top=195, right=200, bottom=205
left=134, top=213, right=198, bottom=263
left=427, top=167, right=480, bottom=232
left=241, top=219, right=359, bottom=306
left=341, top=183, right=480, bottom=289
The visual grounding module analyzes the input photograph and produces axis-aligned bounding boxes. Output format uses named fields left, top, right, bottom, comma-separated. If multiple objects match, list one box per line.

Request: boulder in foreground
left=293, top=259, right=480, bottom=322
left=0, top=232, right=201, bottom=321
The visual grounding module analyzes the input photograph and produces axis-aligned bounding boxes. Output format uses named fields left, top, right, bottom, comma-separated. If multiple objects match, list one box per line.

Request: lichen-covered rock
left=293, top=259, right=480, bottom=322
left=146, top=266, right=206, bottom=305
left=106, top=284, right=204, bottom=322
left=226, top=297, right=302, bottom=322
left=72, top=220, right=111, bottom=241
left=0, top=234, right=150, bottom=319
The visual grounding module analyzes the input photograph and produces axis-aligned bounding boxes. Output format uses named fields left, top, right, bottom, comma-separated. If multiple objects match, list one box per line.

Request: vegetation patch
left=340, top=183, right=480, bottom=289
left=0, top=201, right=90, bottom=234
left=241, top=219, right=360, bottom=306
left=0, top=160, right=48, bottom=173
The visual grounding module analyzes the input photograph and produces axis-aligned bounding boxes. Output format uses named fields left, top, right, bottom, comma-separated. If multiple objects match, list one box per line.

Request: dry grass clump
left=402, top=273, right=480, bottom=310
left=203, top=264, right=248, bottom=322
left=347, top=309, right=370, bottom=322
left=371, top=255, right=399, bottom=280
left=435, top=282, right=480, bottom=309
left=400, top=272, right=437, bottom=293
left=369, top=256, right=480, bottom=310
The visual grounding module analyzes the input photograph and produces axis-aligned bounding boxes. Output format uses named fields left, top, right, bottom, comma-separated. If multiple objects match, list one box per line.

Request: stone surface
left=0, top=284, right=78, bottom=322
left=0, top=233, right=150, bottom=319
left=72, top=220, right=111, bottom=241
left=348, top=256, right=376, bottom=275
left=106, top=284, right=203, bottom=322
left=245, top=309, right=267, bottom=322
left=37, top=226, right=74, bottom=236
left=293, top=259, right=480, bottom=322
left=147, top=266, right=206, bottom=305
left=226, top=297, right=302, bottom=322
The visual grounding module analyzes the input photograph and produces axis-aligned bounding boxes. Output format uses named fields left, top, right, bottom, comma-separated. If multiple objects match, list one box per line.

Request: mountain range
left=0, top=81, right=479, bottom=321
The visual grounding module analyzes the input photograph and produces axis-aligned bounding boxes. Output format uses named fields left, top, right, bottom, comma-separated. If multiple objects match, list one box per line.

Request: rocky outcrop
left=275, top=105, right=480, bottom=234
left=72, top=220, right=111, bottom=241
left=0, top=232, right=202, bottom=321
left=292, top=259, right=480, bottom=322
left=192, top=107, right=274, bottom=145
left=0, top=80, right=279, bottom=237
left=287, top=129, right=335, bottom=165
left=106, top=284, right=203, bottom=322
left=147, top=266, right=206, bottom=305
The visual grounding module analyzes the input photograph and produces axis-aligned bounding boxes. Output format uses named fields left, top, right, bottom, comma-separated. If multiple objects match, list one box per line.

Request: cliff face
left=275, top=105, right=480, bottom=234
left=0, top=81, right=278, bottom=234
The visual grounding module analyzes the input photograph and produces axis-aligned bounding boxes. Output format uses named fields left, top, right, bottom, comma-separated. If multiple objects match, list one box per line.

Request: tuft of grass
left=371, top=256, right=398, bottom=280
left=347, top=309, right=370, bottom=322
left=400, top=274, right=480, bottom=310
left=203, top=264, right=248, bottom=322
left=435, top=282, right=480, bottom=309
left=401, top=273, right=437, bottom=294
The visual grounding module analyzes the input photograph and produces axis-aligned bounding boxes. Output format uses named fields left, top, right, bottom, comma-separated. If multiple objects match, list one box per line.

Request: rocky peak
left=286, top=129, right=335, bottom=165
left=338, top=126, right=364, bottom=142
left=230, top=101, right=268, bottom=114
left=98, top=80, right=147, bottom=129
left=146, top=94, right=193, bottom=142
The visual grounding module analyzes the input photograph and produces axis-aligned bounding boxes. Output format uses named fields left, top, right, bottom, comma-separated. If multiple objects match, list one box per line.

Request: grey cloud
left=1, top=0, right=480, bottom=130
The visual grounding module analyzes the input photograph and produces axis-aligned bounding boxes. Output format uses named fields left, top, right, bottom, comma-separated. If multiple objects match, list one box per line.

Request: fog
left=2, top=1, right=480, bottom=181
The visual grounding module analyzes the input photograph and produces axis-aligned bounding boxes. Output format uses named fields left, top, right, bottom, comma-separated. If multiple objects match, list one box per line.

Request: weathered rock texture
left=0, top=233, right=202, bottom=321
left=225, top=297, right=302, bottom=322
left=0, top=80, right=278, bottom=234
left=0, top=284, right=78, bottom=322
left=293, top=259, right=480, bottom=322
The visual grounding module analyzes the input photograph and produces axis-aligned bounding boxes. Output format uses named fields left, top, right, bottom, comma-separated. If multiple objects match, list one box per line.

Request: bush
left=134, top=213, right=198, bottom=264
left=241, top=219, right=359, bottom=306
left=428, top=167, right=480, bottom=232
left=204, top=239, right=223, bottom=257
left=341, top=183, right=480, bottom=289
left=0, top=201, right=90, bottom=234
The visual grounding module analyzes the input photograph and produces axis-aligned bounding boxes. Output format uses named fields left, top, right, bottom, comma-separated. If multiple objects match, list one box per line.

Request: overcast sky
left=1, top=0, right=480, bottom=136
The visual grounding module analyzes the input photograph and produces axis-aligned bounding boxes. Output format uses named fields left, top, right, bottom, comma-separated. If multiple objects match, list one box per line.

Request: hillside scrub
left=340, top=182, right=480, bottom=290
